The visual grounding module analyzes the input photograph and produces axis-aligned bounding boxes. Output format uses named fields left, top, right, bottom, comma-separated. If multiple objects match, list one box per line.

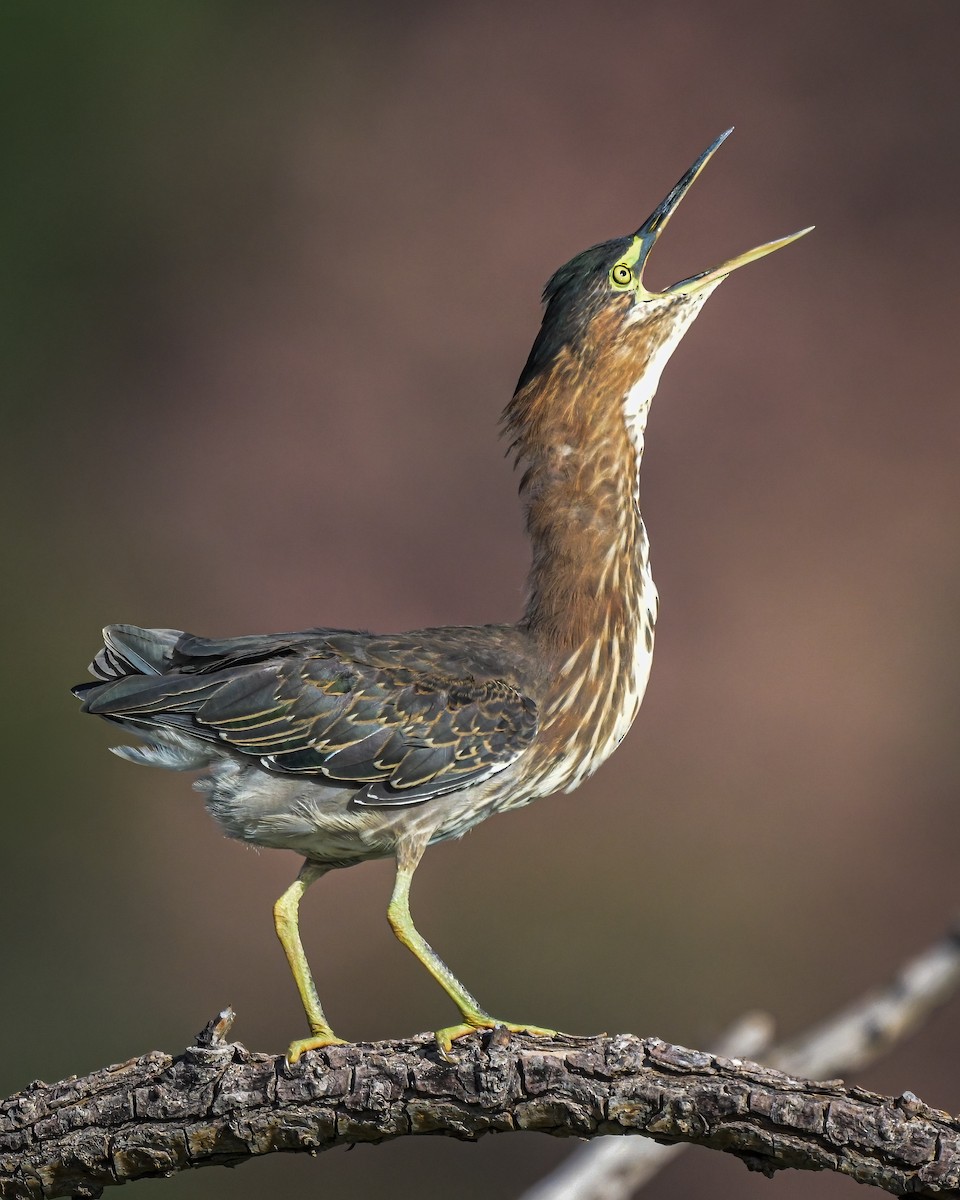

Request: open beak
left=634, top=129, right=813, bottom=297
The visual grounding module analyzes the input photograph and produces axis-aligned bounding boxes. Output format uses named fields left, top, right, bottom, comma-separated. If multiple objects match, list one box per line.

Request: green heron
left=75, top=130, right=810, bottom=1063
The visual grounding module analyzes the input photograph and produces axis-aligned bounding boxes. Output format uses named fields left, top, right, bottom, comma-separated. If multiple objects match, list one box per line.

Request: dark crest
left=514, top=237, right=632, bottom=394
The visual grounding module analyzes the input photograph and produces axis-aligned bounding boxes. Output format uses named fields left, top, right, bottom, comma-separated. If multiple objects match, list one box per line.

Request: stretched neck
left=501, top=296, right=711, bottom=793
left=509, top=355, right=646, bottom=653
left=505, top=301, right=703, bottom=654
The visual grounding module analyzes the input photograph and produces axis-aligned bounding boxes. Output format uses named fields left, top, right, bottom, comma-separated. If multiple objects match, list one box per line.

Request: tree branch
left=520, top=1013, right=777, bottom=1200
left=522, top=917, right=960, bottom=1200
left=3, top=1010, right=960, bottom=1199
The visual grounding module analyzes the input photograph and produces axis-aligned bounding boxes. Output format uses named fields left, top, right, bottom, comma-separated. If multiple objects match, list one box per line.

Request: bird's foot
left=285, top=1029, right=348, bottom=1064
left=435, top=1017, right=558, bottom=1061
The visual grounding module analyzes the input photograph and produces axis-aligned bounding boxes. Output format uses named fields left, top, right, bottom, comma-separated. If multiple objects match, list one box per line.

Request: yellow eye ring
left=611, top=263, right=632, bottom=287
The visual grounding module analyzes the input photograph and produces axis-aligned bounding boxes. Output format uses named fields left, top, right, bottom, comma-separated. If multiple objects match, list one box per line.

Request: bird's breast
left=523, top=541, right=658, bottom=799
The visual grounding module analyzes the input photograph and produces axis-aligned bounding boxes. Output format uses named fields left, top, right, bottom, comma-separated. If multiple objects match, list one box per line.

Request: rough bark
left=3, top=1013, right=959, bottom=1198
left=523, top=919, right=960, bottom=1200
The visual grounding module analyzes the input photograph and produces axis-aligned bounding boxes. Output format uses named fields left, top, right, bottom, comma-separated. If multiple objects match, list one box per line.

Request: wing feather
left=76, top=625, right=538, bottom=807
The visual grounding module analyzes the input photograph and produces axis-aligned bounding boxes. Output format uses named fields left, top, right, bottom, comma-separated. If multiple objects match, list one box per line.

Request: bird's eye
left=610, top=263, right=632, bottom=287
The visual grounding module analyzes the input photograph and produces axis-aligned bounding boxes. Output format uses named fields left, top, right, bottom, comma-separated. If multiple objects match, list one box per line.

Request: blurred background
left=2, top=2, right=960, bottom=1196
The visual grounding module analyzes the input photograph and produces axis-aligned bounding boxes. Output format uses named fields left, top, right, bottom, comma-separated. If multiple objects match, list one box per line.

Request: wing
left=77, top=625, right=539, bottom=807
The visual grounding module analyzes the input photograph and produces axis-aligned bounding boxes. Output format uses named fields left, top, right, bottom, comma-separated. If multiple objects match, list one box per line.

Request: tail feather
left=74, top=625, right=219, bottom=773
left=86, top=624, right=184, bottom=682
left=77, top=672, right=226, bottom=716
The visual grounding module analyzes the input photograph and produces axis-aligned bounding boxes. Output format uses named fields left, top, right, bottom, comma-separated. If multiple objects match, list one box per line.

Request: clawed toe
left=435, top=1018, right=559, bottom=1060
left=286, top=1031, right=348, bottom=1064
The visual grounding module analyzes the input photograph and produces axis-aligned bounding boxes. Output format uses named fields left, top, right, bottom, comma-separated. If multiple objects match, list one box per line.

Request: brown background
left=3, top=2, right=960, bottom=1197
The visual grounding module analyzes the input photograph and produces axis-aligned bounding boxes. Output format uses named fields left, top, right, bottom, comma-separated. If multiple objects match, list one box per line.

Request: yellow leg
left=273, top=861, right=346, bottom=1063
left=387, top=839, right=557, bottom=1059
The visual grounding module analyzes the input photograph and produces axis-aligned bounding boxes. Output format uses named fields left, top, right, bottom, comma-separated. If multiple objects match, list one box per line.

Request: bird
left=74, top=129, right=811, bottom=1063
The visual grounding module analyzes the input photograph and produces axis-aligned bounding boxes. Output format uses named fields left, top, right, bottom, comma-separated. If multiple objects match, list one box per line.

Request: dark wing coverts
left=75, top=625, right=538, bottom=806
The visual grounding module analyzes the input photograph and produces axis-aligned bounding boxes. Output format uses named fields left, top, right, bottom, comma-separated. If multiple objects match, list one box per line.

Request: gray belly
left=193, top=749, right=525, bottom=866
